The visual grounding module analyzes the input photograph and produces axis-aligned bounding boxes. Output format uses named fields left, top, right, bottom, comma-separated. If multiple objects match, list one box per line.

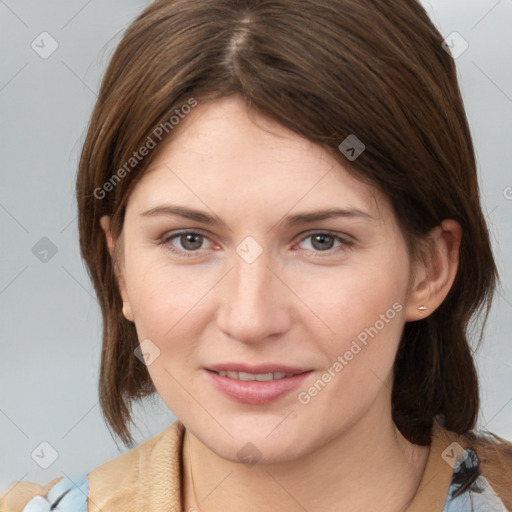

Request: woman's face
left=108, top=94, right=419, bottom=464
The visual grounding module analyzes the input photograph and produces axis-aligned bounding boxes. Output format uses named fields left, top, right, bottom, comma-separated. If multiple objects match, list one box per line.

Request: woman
left=1, top=0, right=511, bottom=510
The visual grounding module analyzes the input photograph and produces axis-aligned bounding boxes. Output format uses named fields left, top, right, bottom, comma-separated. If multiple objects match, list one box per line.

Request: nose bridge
left=217, top=247, right=290, bottom=342
left=232, top=232, right=273, bottom=293
left=233, top=251, right=271, bottom=303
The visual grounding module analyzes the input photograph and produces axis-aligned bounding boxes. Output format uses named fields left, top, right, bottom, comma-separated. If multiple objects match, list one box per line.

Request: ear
left=404, top=219, right=462, bottom=321
left=99, top=215, right=134, bottom=322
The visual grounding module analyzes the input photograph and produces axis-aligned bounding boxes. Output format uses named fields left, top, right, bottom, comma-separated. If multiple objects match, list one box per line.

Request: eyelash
left=157, top=230, right=354, bottom=258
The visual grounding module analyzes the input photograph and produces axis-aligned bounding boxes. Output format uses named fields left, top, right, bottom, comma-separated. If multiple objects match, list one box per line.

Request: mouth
left=204, top=368, right=314, bottom=404
left=206, top=362, right=311, bottom=377
left=208, top=370, right=303, bottom=381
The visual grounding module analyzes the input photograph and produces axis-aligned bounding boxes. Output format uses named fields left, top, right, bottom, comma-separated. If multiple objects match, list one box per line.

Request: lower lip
left=204, top=369, right=313, bottom=404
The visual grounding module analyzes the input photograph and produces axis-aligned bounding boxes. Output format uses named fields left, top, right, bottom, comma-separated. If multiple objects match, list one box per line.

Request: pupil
left=182, top=234, right=202, bottom=250
left=312, top=235, right=333, bottom=251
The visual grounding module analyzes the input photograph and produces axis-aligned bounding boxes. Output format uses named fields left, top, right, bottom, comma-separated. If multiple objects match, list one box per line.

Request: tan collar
left=406, top=419, right=467, bottom=511
left=88, top=419, right=459, bottom=512
left=88, top=420, right=186, bottom=512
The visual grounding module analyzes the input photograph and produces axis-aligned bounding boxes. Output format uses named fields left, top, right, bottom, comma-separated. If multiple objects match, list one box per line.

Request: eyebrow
left=140, top=205, right=374, bottom=225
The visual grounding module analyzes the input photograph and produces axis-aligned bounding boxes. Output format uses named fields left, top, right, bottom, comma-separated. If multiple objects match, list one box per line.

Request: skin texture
left=100, top=95, right=462, bottom=511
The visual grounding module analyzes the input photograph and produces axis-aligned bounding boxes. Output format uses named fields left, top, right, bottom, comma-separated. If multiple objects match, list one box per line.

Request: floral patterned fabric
left=20, top=474, right=88, bottom=512
left=442, top=448, right=508, bottom=511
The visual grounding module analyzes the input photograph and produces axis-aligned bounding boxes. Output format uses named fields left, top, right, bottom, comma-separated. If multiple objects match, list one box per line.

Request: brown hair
left=77, top=0, right=500, bottom=451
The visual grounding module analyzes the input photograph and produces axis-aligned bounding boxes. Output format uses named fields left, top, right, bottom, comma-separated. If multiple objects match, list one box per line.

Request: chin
left=199, top=423, right=310, bottom=466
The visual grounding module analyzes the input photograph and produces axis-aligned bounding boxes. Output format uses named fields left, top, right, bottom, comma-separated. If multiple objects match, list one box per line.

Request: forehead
left=125, top=96, right=387, bottom=222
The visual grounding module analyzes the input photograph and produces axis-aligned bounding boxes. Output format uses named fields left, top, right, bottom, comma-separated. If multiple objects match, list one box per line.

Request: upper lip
left=206, top=363, right=311, bottom=375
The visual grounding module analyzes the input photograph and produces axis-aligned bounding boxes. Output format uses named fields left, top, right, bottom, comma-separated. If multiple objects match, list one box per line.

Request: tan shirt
left=1, top=419, right=511, bottom=511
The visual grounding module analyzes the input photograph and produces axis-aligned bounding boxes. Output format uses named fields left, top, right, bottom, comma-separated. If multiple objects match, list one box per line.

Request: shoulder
left=87, top=419, right=185, bottom=511
left=468, top=429, right=512, bottom=509
left=0, top=420, right=185, bottom=512
left=0, top=474, right=88, bottom=512
left=442, top=425, right=512, bottom=511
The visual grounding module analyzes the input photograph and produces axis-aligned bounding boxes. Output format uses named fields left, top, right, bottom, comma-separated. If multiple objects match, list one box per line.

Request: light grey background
left=1, top=0, right=511, bottom=491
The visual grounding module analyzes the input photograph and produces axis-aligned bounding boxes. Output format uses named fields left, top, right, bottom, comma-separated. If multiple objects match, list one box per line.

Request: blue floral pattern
left=442, top=448, right=508, bottom=511
left=21, top=474, right=88, bottom=512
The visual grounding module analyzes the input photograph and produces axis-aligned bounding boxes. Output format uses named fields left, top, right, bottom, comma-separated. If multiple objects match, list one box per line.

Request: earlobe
left=404, top=219, right=462, bottom=322
left=122, top=301, right=134, bottom=322
left=99, top=215, right=135, bottom=322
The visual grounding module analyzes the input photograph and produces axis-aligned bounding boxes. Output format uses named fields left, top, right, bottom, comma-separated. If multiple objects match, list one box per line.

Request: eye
left=157, top=229, right=353, bottom=257
left=296, top=231, right=353, bottom=253
left=159, top=231, right=214, bottom=256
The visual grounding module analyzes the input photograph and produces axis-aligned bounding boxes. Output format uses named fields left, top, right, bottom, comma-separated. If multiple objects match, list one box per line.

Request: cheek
left=300, top=258, right=408, bottom=340
left=125, top=235, right=409, bottom=358
left=123, top=249, right=210, bottom=334
left=297, top=255, right=409, bottom=397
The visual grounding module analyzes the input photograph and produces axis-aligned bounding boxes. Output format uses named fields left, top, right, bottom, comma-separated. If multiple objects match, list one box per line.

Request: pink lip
left=206, top=362, right=311, bottom=374
left=204, top=369, right=313, bottom=405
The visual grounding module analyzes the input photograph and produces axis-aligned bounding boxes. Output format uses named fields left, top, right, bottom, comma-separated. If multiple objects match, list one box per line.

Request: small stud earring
left=418, top=305, right=428, bottom=312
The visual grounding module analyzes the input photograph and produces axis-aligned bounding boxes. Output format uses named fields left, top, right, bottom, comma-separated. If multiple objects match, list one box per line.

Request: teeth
left=217, top=371, right=294, bottom=381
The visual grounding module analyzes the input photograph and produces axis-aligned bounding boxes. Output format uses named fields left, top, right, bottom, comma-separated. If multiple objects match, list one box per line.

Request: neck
left=182, top=388, right=430, bottom=512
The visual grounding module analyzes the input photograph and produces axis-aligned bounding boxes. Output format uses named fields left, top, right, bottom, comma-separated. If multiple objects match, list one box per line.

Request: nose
left=216, top=250, right=292, bottom=344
